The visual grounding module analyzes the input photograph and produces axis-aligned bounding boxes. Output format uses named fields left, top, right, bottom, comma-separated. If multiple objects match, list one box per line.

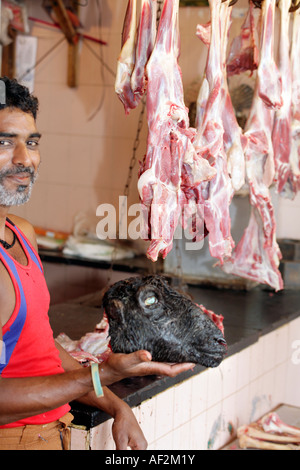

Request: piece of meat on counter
left=103, top=275, right=226, bottom=368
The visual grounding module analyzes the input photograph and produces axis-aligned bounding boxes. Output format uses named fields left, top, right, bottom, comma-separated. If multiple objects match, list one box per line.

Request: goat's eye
left=144, top=295, right=158, bottom=306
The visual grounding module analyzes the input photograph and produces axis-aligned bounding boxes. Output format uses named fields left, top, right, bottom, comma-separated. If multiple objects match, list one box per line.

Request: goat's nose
left=214, top=335, right=227, bottom=347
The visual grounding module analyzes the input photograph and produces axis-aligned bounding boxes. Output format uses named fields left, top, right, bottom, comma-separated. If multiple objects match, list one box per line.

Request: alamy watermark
left=95, top=196, right=205, bottom=251
left=291, top=339, right=300, bottom=365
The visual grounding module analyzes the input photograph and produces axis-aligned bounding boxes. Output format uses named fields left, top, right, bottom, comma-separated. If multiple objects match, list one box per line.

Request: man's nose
left=12, top=143, right=32, bottom=167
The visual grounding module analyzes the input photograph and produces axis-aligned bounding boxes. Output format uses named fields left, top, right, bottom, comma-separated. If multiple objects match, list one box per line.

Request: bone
left=239, top=434, right=300, bottom=450
left=259, top=412, right=300, bottom=437
left=237, top=425, right=300, bottom=444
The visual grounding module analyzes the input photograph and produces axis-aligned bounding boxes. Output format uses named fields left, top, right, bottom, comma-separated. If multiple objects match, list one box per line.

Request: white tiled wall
left=70, top=316, right=300, bottom=450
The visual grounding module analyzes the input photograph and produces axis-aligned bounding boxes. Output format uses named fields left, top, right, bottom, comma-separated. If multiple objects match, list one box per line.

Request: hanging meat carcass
left=192, top=0, right=236, bottom=264
left=220, top=1, right=247, bottom=193
left=257, top=0, right=283, bottom=109
left=280, top=4, right=300, bottom=198
left=138, top=0, right=216, bottom=262
left=226, top=0, right=260, bottom=77
left=222, top=0, right=284, bottom=291
left=272, top=0, right=293, bottom=195
left=195, top=2, right=247, bottom=194
left=115, top=0, right=156, bottom=114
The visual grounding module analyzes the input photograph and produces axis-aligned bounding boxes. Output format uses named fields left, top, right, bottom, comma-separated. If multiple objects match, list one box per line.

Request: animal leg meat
left=257, top=0, right=283, bottom=109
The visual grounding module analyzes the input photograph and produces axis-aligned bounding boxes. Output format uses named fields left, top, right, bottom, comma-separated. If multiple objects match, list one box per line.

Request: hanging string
left=87, top=0, right=106, bottom=121
left=17, top=36, right=65, bottom=82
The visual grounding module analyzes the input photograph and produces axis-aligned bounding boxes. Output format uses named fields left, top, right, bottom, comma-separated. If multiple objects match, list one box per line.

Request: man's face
left=0, top=108, right=41, bottom=207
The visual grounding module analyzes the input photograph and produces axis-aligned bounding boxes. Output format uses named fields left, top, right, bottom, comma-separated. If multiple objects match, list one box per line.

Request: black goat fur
left=103, top=275, right=226, bottom=368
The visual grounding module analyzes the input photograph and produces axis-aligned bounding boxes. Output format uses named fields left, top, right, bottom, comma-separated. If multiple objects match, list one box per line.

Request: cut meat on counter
left=138, top=0, right=216, bottom=261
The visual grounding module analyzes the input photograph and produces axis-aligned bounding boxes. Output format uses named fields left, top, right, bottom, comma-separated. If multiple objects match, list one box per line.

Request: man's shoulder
left=7, top=214, right=38, bottom=250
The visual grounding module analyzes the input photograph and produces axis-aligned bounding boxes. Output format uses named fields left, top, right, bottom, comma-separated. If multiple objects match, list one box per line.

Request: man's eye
left=27, top=140, right=39, bottom=148
left=0, top=140, right=11, bottom=146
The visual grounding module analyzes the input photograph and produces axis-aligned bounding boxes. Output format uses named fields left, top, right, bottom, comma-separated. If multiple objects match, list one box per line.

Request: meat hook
left=221, top=0, right=239, bottom=4
left=251, top=0, right=263, bottom=8
left=289, top=0, right=300, bottom=12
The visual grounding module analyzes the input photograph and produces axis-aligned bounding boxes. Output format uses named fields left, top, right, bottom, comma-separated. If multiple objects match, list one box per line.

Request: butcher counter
left=47, top=280, right=300, bottom=450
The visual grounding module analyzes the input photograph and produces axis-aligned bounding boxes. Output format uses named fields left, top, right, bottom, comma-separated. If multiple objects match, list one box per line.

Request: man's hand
left=100, top=350, right=195, bottom=385
left=112, top=403, right=148, bottom=450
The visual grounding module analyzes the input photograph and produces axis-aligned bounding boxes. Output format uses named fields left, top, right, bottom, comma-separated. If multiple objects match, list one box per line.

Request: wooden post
left=67, top=0, right=79, bottom=88
left=1, top=27, right=17, bottom=78
left=49, top=0, right=80, bottom=88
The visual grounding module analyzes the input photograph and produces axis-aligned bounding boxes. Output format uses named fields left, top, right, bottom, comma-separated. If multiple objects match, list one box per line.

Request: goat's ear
left=108, top=299, right=125, bottom=324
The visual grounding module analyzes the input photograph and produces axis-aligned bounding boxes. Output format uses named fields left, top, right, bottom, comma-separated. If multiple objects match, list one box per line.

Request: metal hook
left=251, top=0, right=263, bottom=8
left=289, top=0, right=300, bottom=12
left=221, top=0, right=239, bottom=5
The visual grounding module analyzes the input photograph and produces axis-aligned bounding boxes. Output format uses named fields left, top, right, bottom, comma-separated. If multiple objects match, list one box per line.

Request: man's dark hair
left=0, top=76, right=39, bottom=120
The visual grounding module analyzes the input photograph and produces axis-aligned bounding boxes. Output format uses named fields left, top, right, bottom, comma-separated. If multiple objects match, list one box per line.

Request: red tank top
left=0, top=219, right=70, bottom=428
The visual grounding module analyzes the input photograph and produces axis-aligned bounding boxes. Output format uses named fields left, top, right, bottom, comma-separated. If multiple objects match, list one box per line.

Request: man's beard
left=0, top=167, right=38, bottom=207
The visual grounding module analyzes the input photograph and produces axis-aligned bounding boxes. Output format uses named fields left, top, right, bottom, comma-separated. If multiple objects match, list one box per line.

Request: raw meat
left=222, top=0, right=283, bottom=291
left=131, top=0, right=157, bottom=95
left=257, top=0, right=283, bottom=109
left=226, top=1, right=260, bottom=77
left=138, top=0, right=216, bottom=261
left=220, top=1, right=247, bottom=192
left=196, top=21, right=211, bottom=48
left=55, top=318, right=111, bottom=366
left=115, top=0, right=139, bottom=114
left=281, top=6, right=300, bottom=198
left=272, top=0, right=292, bottom=194
left=193, top=0, right=235, bottom=264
